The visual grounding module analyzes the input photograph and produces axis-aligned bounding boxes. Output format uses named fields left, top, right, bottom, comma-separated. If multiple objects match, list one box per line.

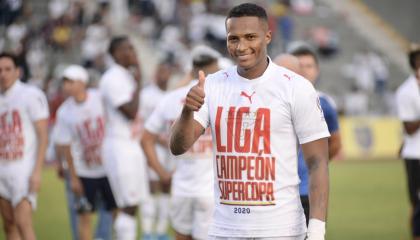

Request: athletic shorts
left=207, top=235, right=306, bottom=240
left=404, top=158, right=420, bottom=236
left=170, top=196, right=214, bottom=240
left=0, top=171, right=36, bottom=209
left=102, top=138, right=150, bottom=208
left=79, top=177, right=117, bottom=212
left=300, top=195, right=310, bottom=226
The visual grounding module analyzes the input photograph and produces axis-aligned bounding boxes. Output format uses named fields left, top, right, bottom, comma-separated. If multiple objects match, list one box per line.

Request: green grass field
left=0, top=160, right=411, bottom=240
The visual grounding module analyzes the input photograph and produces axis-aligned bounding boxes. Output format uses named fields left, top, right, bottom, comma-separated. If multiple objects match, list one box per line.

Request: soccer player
left=0, top=52, right=49, bottom=240
left=99, top=36, right=170, bottom=239
left=54, top=65, right=117, bottom=240
left=396, top=43, right=420, bottom=240
left=140, top=61, right=173, bottom=240
left=287, top=44, right=342, bottom=225
left=170, top=3, right=330, bottom=240
left=142, top=45, right=220, bottom=240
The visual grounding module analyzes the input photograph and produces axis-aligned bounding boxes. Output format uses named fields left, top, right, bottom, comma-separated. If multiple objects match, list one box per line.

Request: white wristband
left=307, top=218, right=326, bottom=240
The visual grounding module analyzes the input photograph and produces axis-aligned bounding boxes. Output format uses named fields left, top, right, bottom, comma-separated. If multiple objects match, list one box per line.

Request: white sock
left=114, top=212, right=137, bottom=240
left=156, top=194, right=170, bottom=235
left=141, top=195, right=157, bottom=234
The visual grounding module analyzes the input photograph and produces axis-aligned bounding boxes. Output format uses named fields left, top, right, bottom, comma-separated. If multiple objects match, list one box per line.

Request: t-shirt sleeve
left=144, top=96, right=167, bottom=135
left=54, top=109, right=73, bottom=145
left=27, top=88, right=49, bottom=121
left=102, top=72, right=133, bottom=108
left=193, top=77, right=211, bottom=129
left=292, top=78, right=330, bottom=144
left=396, top=88, right=418, bottom=121
left=320, top=96, right=339, bottom=133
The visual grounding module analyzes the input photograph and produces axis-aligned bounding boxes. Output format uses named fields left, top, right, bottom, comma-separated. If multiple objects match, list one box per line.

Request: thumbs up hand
left=184, top=70, right=206, bottom=111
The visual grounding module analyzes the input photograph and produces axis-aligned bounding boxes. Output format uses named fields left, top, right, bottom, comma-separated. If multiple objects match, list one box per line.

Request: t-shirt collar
left=0, top=79, right=21, bottom=97
left=235, top=56, right=273, bottom=83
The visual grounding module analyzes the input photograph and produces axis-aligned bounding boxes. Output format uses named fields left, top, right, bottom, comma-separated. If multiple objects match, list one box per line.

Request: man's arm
left=170, top=71, right=206, bottom=155
left=403, top=120, right=420, bottom=135
left=29, top=119, right=49, bottom=193
left=118, top=64, right=142, bottom=120
left=141, top=130, right=172, bottom=183
left=56, top=144, right=84, bottom=196
left=328, top=132, right=341, bottom=160
left=301, top=137, right=329, bottom=221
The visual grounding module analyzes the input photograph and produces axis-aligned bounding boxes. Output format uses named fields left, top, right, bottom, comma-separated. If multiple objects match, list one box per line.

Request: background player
left=396, top=43, right=420, bottom=240
left=140, top=61, right=173, bottom=240
left=0, top=52, right=49, bottom=240
left=99, top=36, right=171, bottom=239
left=54, top=65, right=117, bottom=240
left=288, top=43, right=342, bottom=224
left=170, top=3, right=330, bottom=240
left=142, top=45, right=220, bottom=240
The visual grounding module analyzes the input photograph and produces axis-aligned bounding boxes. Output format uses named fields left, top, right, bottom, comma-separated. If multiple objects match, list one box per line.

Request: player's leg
left=0, top=197, right=20, bottom=240
left=191, top=197, right=214, bottom=240
left=78, top=212, right=92, bottom=240
left=14, top=199, right=35, bottom=240
left=64, top=170, right=79, bottom=240
left=156, top=181, right=171, bottom=240
left=405, top=159, right=420, bottom=238
left=96, top=176, right=117, bottom=240
left=141, top=180, right=159, bottom=240
left=114, top=206, right=138, bottom=240
left=170, top=196, right=193, bottom=240
left=411, top=159, right=420, bottom=240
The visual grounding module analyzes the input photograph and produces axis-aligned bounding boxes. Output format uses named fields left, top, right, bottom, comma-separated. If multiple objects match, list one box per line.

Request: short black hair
left=0, top=52, right=19, bottom=67
left=227, top=3, right=268, bottom=21
left=290, top=46, right=319, bottom=65
left=108, top=35, right=128, bottom=56
left=409, top=50, right=420, bottom=70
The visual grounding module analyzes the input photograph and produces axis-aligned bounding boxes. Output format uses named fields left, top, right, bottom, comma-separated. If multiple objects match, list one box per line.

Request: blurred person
left=99, top=36, right=171, bottom=240
left=170, top=3, right=329, bottom=240
left=273, top=53, right=300, bottom=73
left=396, top=43, right=420, bottom=240
left=0, top=52, right=49, bottom=240
left=55, top=65, right=116, bottom=240
left=288, top=43, right=341, bottom=224
left=139, top=61, right=172, bottom=240
left=142, top=45, right=220, bottom=240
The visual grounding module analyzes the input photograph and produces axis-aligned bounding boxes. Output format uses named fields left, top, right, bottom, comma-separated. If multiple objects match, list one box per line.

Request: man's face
left=296, top=54, right=319, bottom=84
left=0, top=57, right=19, bottom=91
left=118, top=40, right=138, bottom=67
left=226, top=16, right=271, bottom=72
left=414, top=54, right=420, bottom=83
left=62, top=78, right=84, bottom=97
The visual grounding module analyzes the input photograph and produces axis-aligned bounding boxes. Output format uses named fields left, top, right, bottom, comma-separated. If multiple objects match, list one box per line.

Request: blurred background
left=0, top=0, right=418, bottom=239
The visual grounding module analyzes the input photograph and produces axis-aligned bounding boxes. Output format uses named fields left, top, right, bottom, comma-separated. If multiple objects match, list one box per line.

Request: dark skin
left=170, top=16, right=329, bottom=222
left=403, top=55, right=420, bottom=135
left=112, top=39, right=142, bottom=120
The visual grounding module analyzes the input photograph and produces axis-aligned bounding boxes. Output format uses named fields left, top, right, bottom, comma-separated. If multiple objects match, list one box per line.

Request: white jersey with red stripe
left=54, top=89, right=106, bottom=178
left=193, top=60, right=330, bottom=238
left=145, top=81, right=213, bottom=197
left=0, top=80, right=49, bottom=174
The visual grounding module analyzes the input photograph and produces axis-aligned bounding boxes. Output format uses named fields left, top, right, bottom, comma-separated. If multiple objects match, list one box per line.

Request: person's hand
left=184, top=70, right=206, bottom=112
left=56, top=162, right=65, bottom=180
left=159, top=170, right=172, bottom=186
left=306, top=219, right=326, bottom=240
left=29, top=169, right=42, bottom=193
left=70, top=176, right=84, bottom=197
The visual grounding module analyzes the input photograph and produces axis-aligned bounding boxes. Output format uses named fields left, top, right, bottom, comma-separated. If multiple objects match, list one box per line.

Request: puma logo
left=240, top=91, right=256, bottom=104
left=283, top=74, right=291, bottom=80
left=223, top=72, right=229, bottom=78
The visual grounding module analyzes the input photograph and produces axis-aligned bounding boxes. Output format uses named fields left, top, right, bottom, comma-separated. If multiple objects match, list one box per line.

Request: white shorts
left=170, top=196, right=214, bottom=240
left=148, top=146, right=174, bottom=181
left=0, top=170, right=37, bottom=209
left=102, top=138, right=150, bottom=208
left=207, top=235, right=306, bottom=240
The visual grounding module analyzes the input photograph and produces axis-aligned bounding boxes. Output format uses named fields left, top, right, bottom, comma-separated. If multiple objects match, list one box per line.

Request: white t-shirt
left=194, top=60, right=330, bottom=237
left=54, top=89, right=106, bottom=178
left=99, top=64, right=140, bottom=140
left=145, top=81, right=214, bottom=197
left=140, top=84, right=170, bottom=174
left=396, top=75, right=420, bottom=159
left=0, top=81, right=49, bottom=175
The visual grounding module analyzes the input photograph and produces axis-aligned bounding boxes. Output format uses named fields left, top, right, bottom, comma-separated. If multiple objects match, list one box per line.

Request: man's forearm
left=404, top=120, right=420, bottom=135
left=33, top=126, right=48, bottom=174
left=141, top=131, right=169, bottom=179
left=307, top=155, right=329, bottom=221
left=119, top=86, right=141, bottom=120
left=170, top=107, right=198, bottom=155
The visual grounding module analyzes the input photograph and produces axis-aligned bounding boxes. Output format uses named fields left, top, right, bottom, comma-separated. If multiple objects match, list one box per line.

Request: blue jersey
left=298, top=94, right=339, bottom=196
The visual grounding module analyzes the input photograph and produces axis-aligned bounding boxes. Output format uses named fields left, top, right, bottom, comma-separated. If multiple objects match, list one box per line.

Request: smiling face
left=226, top=16, right=271, bottom=79
left=0, top=56, right=20, bottom=92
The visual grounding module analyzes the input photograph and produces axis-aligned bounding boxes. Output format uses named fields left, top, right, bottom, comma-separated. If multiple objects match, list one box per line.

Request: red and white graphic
left=0, top=110, right=24, bottom=161
left=76, top=116, right=105, bottom=166
left=240, top=91, right=256, bottom=104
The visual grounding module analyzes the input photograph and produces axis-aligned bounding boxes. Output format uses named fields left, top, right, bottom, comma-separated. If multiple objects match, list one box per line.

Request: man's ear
left=265, top=30, right=272, bottom=45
